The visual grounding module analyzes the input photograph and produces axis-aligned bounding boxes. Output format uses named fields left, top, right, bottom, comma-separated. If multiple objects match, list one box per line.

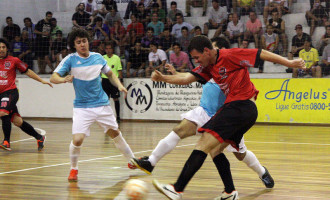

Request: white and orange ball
left=124, top=179, right=148, bottom=200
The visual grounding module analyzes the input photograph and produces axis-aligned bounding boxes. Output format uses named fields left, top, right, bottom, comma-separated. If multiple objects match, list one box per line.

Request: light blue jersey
left=54, top=52, right=111, bottom=108
left=200, top=79, right=226, bottom=117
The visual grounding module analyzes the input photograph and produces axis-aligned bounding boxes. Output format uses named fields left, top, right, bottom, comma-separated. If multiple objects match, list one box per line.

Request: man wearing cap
left=288, top=24, right=311, bottom=62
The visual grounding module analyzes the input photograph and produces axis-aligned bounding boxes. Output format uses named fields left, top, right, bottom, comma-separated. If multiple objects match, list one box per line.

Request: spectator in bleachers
left=320, top=43, right=329, bottom=76
left=240, top=38, right=250, bottom=48
left=34, top=11, right=53, bottom=74
left=3, top=17, right=21, bottom=42
left=110, top=20, right=126, bottom=57
left=244, top=11, right=262, bottom=48
left=309, top=0, right=329, bottom=13
left=22, top=17, right=36, bottom=40
left=141, top=27, right=159, bottom=52
left=127, top=14, right=145, bottom=38
left=293, top=38, right=321, bottom=78
left=170, top=42, right=192, bottom=72
left=203, top=0, right=227, bottom=38
left=72, top=3, right=92, bottom=30
left=263, top=0, right=291, bottom=24
left=125, top=29, right=139, bottom=57
left=92, top=16, right=110, bottom=42
left=159, top=28, right=176, bottom=58
left=45, top=30, right=66, bottom=73
left=316, top=25, right=330, bottom=56
left=136, top=2, right=151, bottom=28
left=124, top=0, right=155, bottom=20
left=20, top=31, right=34, bottom=69
left=305, top=0, right=329, bottom=36
left=50, top=18, right=63, bottom=41
left=81, top=0, right=98, bottom=15
left=105, top=6, right=122, bottom=28
left=194, top=26, right=205, bottom=36
left=96, top=41, right=106, bottom=55
left=225, top=13, right=244, bottom=47
left=236, top=0, right=255, bottom=16
left=150, top=3, right=166, bottom=23
left=177, top=26, right=193, bottom=53
left=56, top=47, right=68, bottom=66
left=126, top=40, right=147, bottom=78
left=288, top=24, right=311, bottom=61
left=148, top=12, right=165, bottom=36
left=99, top=0, right=118, bottom=17
left=167, top=1, right=183, bottom=28
left=267, top=10, right=288, bottom=56
left=171, top=13, right=194, bottom=39
left=146, top=41, right=167, bottom=77
left=11, top=33, right=32, bottom=69
left=261, top=25, right=279, bottom=54
left=186, top=0, right=208, bottom=17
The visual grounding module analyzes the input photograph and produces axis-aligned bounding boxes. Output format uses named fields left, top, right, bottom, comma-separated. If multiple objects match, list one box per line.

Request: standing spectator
left=167, top=1, right=183, bottom=28
left=99, top=0, right=118, bottom=16
left=34, top=11, right=53, bottom=74
left=267, top=10, right=288, bottom=56
left=320, top=43, right=330, bottom=76
left=159, top=28, right=176, bottom=58
left=136, top=2, right=151, bottom=28
left=126, top=14, right=145, bottom=38
left=22, top=17, right=36, bottom=40
left=186, top=0, right=208, bottom=17
left=237, top=0, right=255, bottom=16
left=105, top=6, right=122, bottom=28
left=124, top=0, right=152, bottom=20
left=293, top=39, right=321, bottom=78
left=126, top=40, right=147, bottom=78
left=305, top=0, right=329, bottom=36
left=225, top=13, right=244, bottom=47
left=171, top=13, right=194, bottom=39
left=146, top=41, right=167, bottom=77
left=177, top=27, right=193, bottom=53
left=72, top=3, right=92, bottom=30
left=263, top=0, right=291, bottom=24
left=50, top=18, right=63, bottom=40
left=288, top=24, right=311, bottom=60
left=244, top=11, right=262, bottom=48
left=110, top=20, right=126, bottom=57
left=20, top=31, right=34, bottom=69
left=203, top=0, right=227, bottom=37
left=316, top=25, right=330, bottom=56
left=124, top=29, right=138, bottom=58
left=170, top=42, right=192, bottom=72
left=3, top=17, right=21, bottom=42
left=92, top=17, right=110, bottom=42
left=150, top=3, right=166, bottom=23
left=148, top=12, right=165, bottom=36
left=141, top=27, right=159, bottom=52
left=45, top=30, right=66, bottom=73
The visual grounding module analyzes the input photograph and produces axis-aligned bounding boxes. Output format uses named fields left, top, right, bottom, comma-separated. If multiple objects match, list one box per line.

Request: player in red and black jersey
left=151, top=35, right=305, bottom=200
left=0, top=38, right=52, bottom=151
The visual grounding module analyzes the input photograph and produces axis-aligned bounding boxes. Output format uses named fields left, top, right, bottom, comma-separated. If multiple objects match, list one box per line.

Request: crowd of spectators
left=2, top=0, right=329, bottom=77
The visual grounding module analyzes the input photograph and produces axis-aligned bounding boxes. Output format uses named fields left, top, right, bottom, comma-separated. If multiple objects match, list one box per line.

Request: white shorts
left=181, top=106, right=247, bottom=153
left=72, top=105, right=118, bottom=136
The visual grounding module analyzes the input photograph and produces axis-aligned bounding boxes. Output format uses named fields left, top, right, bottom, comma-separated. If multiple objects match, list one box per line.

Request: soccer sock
left=1, top=115, right=12, bottom=142
left=20, top=121, right=42, bottom=140
left=69, top=141, right=81, bottom=170
left=174, top=150, right=207, bottom=192
left=213, top=153, right=236, bottom=193
left=242, top=150, right=266, bottom=178
left=113, top=132, right=134, bottom=161
left=115, top=100, right=120, bottom=119
left=149, top=131, right=181, bottom=166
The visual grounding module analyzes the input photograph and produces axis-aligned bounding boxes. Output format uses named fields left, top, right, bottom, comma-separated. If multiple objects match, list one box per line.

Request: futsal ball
left=124, top=179, right=148, bottom=200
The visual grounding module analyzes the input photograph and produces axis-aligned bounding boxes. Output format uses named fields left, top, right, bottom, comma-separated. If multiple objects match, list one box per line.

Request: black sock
left=173, top=150, right=207, bottom=192
left=20, top=121, right=42, bottom=140
left=1, top=115, right=12, bottom=142
left=115, top=100, right=120, bottom=119
left=213, top=153, right=235, bottom=193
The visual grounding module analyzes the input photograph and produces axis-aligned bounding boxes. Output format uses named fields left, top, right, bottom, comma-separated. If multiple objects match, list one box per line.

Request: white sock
left=242, top=150, right=266, bottom=178
left=113, top=132, right=134, bottom=162
left=69, top=141, right=81, bottom=170
left=149, top=131, right=181, bottom=166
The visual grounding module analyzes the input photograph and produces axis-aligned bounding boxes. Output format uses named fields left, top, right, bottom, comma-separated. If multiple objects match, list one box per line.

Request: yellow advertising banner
left=252, top=78, right=330, bottom=124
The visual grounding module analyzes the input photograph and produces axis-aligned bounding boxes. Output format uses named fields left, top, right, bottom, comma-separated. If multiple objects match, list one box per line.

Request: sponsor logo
left=125, top=81, right=153, bottom=113
left=4, top=61, right=11, bottom=69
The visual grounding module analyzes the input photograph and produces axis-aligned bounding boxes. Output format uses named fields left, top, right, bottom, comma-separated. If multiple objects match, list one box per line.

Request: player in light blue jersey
left=50, top=29, right=136, bottom=182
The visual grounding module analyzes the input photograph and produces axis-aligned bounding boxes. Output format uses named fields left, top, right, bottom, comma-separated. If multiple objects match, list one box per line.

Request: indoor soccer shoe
left=152, top=179, right=183, bottom=200
left=68, top=169, right=78, bottom=182
left=128, top=162, right=137, bottom=169
left=0, top=140, right=11, bottom=151
left=214, top=190, right=239, bottom=200
left=37, top=135, right=46, bottom=151
left=260, top=166, right=274, bottom=188
left=130, top=156, right=154, bottom=175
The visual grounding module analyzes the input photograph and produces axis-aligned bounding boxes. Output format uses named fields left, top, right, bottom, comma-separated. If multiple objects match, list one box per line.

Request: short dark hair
left=147, top=27, right=155, bottom=32
left=194, top=26, right=202, bottom=31
left=181, top=26, right=188, bottom=32
left=175, top=13, right=183, bottom=18
left=0, top=38, right=10, bottom=49
left=150, top=41, right=158, bottom=47
left=51, top=18, right=57, bottom=22
left=6, top=16, right=12, bottom=20
left=172, top=42, right=181, bottom=49
left=46, top=11, right=53, bottom=16
left=94, top=16, right=103, bottom=22
left=170, top=1, right=177, bottom=6
left=152, top=3, right=159, bottom=8
left=210, top=37, right=229, bottom=49
left=24, top=17, right=32, bottom=23
left=163, top=27, right=170, bottom=32
left=188, top=35, right=213, bottom=53
left=68, top=29, right=90, bottom=51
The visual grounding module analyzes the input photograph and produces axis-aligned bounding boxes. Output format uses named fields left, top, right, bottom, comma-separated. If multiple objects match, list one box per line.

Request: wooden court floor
left=0, top=120, right=329, bottom=200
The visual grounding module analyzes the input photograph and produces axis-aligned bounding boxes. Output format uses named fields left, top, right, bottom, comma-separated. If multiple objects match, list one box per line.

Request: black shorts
left=198, top=100, right=258, bottom=151
left=0, top=89, right=20, bottom=118
left=102, top=78, right=120, bottom=99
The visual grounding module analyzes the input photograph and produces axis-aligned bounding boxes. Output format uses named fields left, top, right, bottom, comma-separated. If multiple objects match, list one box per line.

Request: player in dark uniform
left=151, top=35, right=306, bottom=200
left=0, top=38, right=52, bottom=151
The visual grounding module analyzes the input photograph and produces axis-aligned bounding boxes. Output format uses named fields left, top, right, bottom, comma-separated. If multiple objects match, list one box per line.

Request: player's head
left=0, top=38, right=10, bottom=59
left=188, top=35, right=214, bottom=67
left=210, top=37, right=230, bottom=49
left=68, top=29, right=90, bottom=57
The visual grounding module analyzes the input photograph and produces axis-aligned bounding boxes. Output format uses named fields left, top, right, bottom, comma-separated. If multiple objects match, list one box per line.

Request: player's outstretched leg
left=1, top=115, right=12, bottom=151
left=68, top=134, right=84, bottom=182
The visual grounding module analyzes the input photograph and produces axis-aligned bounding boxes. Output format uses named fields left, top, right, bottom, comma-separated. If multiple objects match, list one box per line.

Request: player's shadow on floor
left=239, top=189, right=272, bottom=200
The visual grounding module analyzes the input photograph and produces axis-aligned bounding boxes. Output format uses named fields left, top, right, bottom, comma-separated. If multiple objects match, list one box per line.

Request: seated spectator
left=45, top=30, right=66, bottom=73
left=320, top=43, right=330, bottom=76
left=150, top=3, right=166, bottom=23
left=293, top=39, right=321, bottom=78
left=126, top=14, right=145, bottom=38
left=263, top=0, right=291, bottom=24
left=288, top=24, right=312, bottom=60
left=171, top=13, right=194, bottom=39
left=126, top=40, right=147, bottom=78
left=99, top=0, right=117, bottom=17
left=124, top=0, right=154, bottom=20
left=305, top=0, right=329, bottom=36
left=81, top=0, right=99, bottom=16
left=56, top=48, right=68, bottom=66
left=146, top=41, right=167, bottom=77
left=3, top=16, right=21, bottom=42
left=110, top=20, right=126, bottom=57
left=136, top=2, right=151, bottom=28
left=310, top=0, right=329, bottom=13
left=141, top=27, right=160, bottom=52
left=267, top=10, right=288, bottom=56
left=148, top=12, right=165, bottom=36
left=203, top=0, right=227, bottom=37
left=124, top=29, right=139, bottom=58
left=105, top=6, right=122, bottom=27
left=244, top=11, right=262, bottom=48
left=177, top=26, right=193, bottom=53
left=186, top=0, right=208, bottom=17
left=236, top=0, right=255, bottom=16
left=194, top=26, right=205, bottom=36
left=11, top=33, right=33, bottom=69
left=20, top=30, right=34, bottom=69
left=22, top=17, right=36, bottom=41
left=92, top=16, right=110, bottom=42
left=170, top=42, right=192, bottom=72
left=240, top=38, right=250, bottom=48
left=225, top=13, right=244, bottom=47
left=316, top=25, right=330, bottom=56
left=159, top=28, right=176, bottom=58
left=167, top=1, right=183, bottom=28
left=50, top=18, right=63, bottom=40
left=72, top=3, right=92, bottom=29
left=260, top=24, right=279, bottom=73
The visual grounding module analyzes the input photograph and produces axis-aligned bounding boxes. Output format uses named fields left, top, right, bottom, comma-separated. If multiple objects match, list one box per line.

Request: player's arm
left=50, top=72, right=73, bottom=84
left=25, top=69, right=53, bottom=87
left=151, top=69, right=198, bottom=85
left=260, top=49, right=306, bottom=69
left=105, top=70, right=127, bottom=97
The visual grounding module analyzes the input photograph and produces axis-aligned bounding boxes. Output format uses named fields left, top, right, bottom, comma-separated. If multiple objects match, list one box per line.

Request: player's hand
left=151, top=70, right=164, bottom=82
left=165, top=64, right=177, bottom=75
left=118, top=85, right=128, bottom=98
left=64, top=75, right=74, bottom=83
left=41, top=80, right=53, bottom=88
left=290, top=58, right=306, bottom=70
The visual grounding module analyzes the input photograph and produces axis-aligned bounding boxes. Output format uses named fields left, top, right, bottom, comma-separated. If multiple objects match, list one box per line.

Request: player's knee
left=209, top=148, right=222, bottom=159
left=12, top=115, right=23, bottom=127
left=106, top=128, right=120, bottom=139
left=173, top=125, right=191, bottom=139
left=233, top=152, right=246, bottom=161
left=72, top=135, right=85, bottom=146
left=0, top=111, right=8, bottom=117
